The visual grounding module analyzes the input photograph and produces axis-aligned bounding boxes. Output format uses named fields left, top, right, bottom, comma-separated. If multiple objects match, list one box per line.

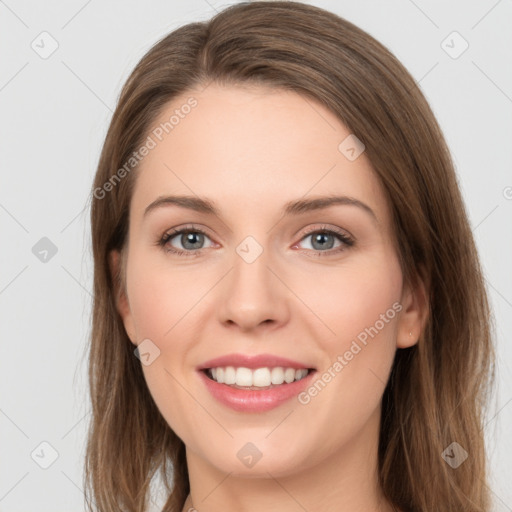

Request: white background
left=1, top=0, right=511, bottom=510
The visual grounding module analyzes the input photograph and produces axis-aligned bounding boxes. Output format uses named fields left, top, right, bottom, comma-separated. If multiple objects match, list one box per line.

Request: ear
left=396, top=271, right=429, bottom=348
left=109, top=249, right=137, bottom=345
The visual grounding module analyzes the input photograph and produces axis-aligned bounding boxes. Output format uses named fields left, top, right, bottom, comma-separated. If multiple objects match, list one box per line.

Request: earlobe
left=397, top=272, right=429, bottom=349
left=109, top=250, right=137, bottom=345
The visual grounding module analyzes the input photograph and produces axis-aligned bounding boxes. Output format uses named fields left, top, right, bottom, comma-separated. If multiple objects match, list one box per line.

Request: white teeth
left=271, top=367, right=285, bottom=385
left=207, top=366, right=310, bottom=387
left=253, top=368, right=271, bottom=387
left=224, top=366, right=236, bottom=385
left=295, top=368, right=308, bottom=380
left=236, top=367, right=253, bottom=386
left=284, top=368, right=296, bottom=383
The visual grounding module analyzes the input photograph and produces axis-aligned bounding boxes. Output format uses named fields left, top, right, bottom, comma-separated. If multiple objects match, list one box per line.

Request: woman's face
left=113, top=83, right=421, bottom=478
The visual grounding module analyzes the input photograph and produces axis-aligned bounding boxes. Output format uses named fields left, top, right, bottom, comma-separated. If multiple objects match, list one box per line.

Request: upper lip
left=197, top=353, right=316, bottom=371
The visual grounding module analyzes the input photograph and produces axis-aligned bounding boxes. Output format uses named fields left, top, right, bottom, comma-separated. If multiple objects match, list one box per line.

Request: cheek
left=332, top=273, right=401, bottom=345
left=294, top=253, right=402, bottom=433
left=295, top=251, right=403, bottom=347
left=125, top=254, right=203, bottom=444
left=126, top=253, right=203, bottom=339
left=295, top=252, right=402, bottom=398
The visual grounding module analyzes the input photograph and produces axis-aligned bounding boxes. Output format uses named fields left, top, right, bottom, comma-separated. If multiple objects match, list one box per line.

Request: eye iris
left=311, top=232, right=334, bottom=250
left=181, top=232, right=204, bottom=250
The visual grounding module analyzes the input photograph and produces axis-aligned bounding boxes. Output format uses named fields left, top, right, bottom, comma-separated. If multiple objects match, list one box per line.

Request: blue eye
left=158, top=224, right=354, bottom=257
left=295, top=226, right=354, bottom=256
left=159, top=226, right=213, bottom=256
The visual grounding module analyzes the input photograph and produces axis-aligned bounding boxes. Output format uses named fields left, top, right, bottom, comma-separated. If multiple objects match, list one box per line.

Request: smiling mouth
left=202, top=366, right=315, bottom=390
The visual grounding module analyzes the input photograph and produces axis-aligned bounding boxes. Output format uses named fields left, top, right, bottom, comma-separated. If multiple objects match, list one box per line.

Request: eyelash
left=157, top=224, right=355, bottom=258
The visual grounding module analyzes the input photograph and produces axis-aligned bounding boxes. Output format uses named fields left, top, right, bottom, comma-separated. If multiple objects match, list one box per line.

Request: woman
left=85, top=2, right=495, bottom=511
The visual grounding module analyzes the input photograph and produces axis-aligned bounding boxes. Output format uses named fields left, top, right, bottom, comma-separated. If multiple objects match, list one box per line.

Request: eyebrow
left=143, top=194, right=378, bottom=223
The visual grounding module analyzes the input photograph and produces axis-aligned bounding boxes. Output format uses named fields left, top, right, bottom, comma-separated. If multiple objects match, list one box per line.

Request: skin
left=111, top=83, right=427, bottom=512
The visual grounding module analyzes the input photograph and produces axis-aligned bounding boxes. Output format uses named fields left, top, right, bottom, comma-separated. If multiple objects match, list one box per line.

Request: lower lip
left=198, top=369, right=316, bottom=412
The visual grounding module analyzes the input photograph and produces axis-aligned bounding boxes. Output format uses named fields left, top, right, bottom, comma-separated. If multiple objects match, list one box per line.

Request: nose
left=216, top=247, right=291, bottom=333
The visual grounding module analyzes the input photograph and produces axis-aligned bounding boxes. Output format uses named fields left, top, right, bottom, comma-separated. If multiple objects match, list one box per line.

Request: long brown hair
left=85, top=2, right=495, bottom=511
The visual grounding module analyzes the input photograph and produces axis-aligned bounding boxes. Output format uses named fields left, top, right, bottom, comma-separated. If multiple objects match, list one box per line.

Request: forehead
left=130, top=84, right=387, bottom=224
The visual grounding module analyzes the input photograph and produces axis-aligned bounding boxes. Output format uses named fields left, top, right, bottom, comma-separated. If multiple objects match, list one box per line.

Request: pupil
left=312, top=233, right=334, bottom=250
left=183, top=232, right=203, bottom=249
